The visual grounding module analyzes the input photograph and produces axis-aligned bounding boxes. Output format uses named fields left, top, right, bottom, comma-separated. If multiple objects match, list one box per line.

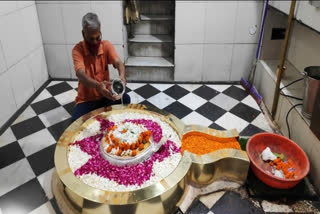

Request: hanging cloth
left=124, top=0, right=141, bottom=25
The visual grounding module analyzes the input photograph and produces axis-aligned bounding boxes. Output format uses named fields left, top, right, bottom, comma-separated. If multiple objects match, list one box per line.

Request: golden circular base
left=52, top=169, right=81, bottom=214
left=53, top=104, right=249, bottom=214
left=52, top=168, right=186, bottom=214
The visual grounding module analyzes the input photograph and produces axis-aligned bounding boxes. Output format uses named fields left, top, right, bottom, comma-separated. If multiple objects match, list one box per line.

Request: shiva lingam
left=52, top=104, right=249, bottom=214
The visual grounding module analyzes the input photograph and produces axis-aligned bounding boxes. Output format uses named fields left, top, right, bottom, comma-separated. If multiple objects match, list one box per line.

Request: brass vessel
left=53, top=104, right=249, bottom=214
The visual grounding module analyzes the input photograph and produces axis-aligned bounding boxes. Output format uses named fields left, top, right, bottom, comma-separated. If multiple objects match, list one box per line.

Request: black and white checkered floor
left=0, top=80, right=319, bottom=214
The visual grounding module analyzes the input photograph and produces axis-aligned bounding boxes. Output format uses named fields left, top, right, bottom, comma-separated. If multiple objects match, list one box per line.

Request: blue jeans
left=72, top=93, right=131, bottom=121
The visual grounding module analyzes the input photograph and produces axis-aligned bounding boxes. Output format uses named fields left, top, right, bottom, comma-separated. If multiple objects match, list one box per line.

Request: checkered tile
left=185, top=191, right=265, bottom=214
left=181, top=189, right=320, bottom=214
left=0, top=80, right=286, bottom=214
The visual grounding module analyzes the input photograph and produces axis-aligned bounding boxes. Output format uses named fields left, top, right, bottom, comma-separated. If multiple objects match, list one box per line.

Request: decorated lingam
left=53, top=104, right=249, bottom=214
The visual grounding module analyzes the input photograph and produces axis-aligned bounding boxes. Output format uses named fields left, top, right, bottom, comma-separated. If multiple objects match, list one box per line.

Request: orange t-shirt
left=72, top=40, right=119, bottom=104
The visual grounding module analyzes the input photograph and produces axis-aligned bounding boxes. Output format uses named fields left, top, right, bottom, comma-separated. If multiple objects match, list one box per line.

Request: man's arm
left=76, top=69, right=100, bottom=88
left=105, top=41, right=126, bottom=85
left=113, top=58, right=126, bottom=86
left=76, top=69, right=116, bottom=100
left=73, top=45, right=116, bottom=100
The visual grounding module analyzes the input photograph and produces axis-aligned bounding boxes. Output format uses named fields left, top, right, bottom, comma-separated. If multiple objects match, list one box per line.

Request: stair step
left=132, top=21, right=173, bottom=35
left=129, top=42, right=173, bottom=57
left=129, top=35, right=173, bottom=43
left=125, top=57, right=174, bottom=67
left=140, top=14, right=174, bottom=21
left=126, top=67, right=174, bottom=81
left=140, top=1, right=174, bottom=15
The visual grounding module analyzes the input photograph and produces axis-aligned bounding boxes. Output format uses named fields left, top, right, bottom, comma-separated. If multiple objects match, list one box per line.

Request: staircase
left=125, top=1, right=175, bottom=81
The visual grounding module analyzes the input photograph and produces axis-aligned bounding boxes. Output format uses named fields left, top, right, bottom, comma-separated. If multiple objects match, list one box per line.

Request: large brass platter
left=53, top=104, right=249, bottom=214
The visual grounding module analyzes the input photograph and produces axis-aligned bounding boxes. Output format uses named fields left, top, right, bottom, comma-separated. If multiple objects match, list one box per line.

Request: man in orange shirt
left=72, top=13, right=130, bottom=121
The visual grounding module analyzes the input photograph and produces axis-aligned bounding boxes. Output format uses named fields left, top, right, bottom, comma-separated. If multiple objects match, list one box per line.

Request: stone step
left=140, top=14, right=174, bottom=21
left=125, top=56, right=174, bottom=67
left=126, top=67, right=174, bottom=81
left=132, top=20, right=173, bottom=35
left=128, top=35, right=173, bottom=43
left=139, top=1, right=174, bottom=15
left=128, top=42, right=173, bottom=57
left=124, top=1, right=175, bottom=81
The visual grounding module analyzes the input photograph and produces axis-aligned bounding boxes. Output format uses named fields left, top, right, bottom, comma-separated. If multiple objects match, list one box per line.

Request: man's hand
left=96, top=81, right=118, bottom=101
left=114, top=58, right=127, bottom=87
left=120, top=76, right=127, bottom=86
left=76, top=70, right=120, bottom=101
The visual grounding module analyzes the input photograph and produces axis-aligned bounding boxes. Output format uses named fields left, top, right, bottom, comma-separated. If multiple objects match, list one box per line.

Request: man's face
left=82, top=27, right=101, bottom=45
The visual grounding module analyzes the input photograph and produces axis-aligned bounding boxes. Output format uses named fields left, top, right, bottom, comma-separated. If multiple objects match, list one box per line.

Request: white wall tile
left=204, top=2, right=237, bottom=44
left=8, top=58, right=35, bottom=108
left=286, top=22, right=320, bottom=74
left=230, top=44, right=256, bottom=81
left=260, top=7, right=288, bottom=60
left=296, top=1, right=320, bottom=36
left=113, top=44, right=124, bottom=61
left=35, top=1, right=61, bottom=3
left=92, top=2, right=123, bottom=45
left=36, top=3, right=65, bottom=44
left=17, top=1, right=35, bottom=10
left=61, top=4, right=92, bottom=44
left=268, top=1, right=278, bottom=10
left=27, top=46, right=48, bottom=90
left=92, top=1, right=119, bottom=4
left=122, top=23, right=128, bottom=61
left=66, top=44, right=77, bottom=79
left=0, top=41, right=7, bottom=74
left=202, top=44, right=233, bottom=81
left=61, top=1, right=91, bottom=4
left=44, top=44, right=70, bottom=78
left=21, top=5, right=42, bottom=53
left=0, top=1, right=44, bottom=127
left=269, top=0, right=293, bottom=16
left=253, top=60, right=277, bottom=111
left=0, top=10, right=27, bottom=68
left=0, top=1, right=17, bottom=16
left=278, top=1, right=292, bottom=15
left=175, top=2, right=206, bottom=44
left=290, top=109, right=317, bottom=156
left=108, top=44, right=124, bottom=79
left=174, top=44, right=203, bottom=81
left=287, top=25, right=296, bottom=66
left=0, top=72, right=17, bottom=127
left=234, top=1, right=263, bottom=43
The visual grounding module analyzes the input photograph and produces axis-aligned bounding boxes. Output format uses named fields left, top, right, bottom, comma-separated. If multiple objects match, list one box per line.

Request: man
left=72, top=13, right=130, bottom=121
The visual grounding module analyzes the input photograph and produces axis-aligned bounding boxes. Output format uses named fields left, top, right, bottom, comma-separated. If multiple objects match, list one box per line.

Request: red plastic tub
left=246, top=133, right=310, bottom=189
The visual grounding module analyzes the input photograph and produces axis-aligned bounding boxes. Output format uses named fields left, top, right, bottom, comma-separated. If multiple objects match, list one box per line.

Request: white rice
left=68, top=112, right=182, bottom=191
left=78, top=152, right=182, bottom=192
left=68, top=145, right=92, bottom=170
left=73, top=120, right=101, bottom=142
